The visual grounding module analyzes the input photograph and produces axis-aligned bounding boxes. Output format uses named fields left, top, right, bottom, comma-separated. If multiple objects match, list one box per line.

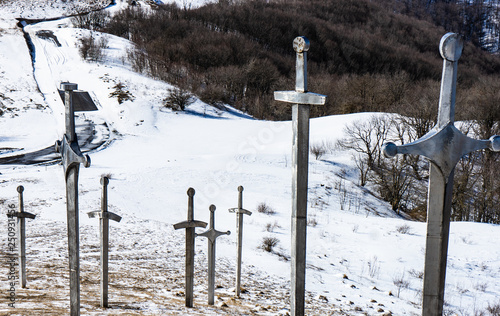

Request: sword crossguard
left=228, top=208, right=252, bottom=216
left=55, top=135, right=91, bottom=175
left=196, top=204, right=230, bottom=243
left=7, top=212, right=36, bottom=219
left=382, top=125, right=499, bottom=178
left=174, top=220, right=207, bottom=230
left=87, top=211, right=122, bottom=222
left=196, top=229, right=231, bottom=243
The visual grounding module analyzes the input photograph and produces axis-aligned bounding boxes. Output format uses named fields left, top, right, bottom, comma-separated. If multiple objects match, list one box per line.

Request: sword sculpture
left=382, top=33, right=500, bottom=315
left=7, top=186, right=36, bottom=288
left=274, top=36, right=326, bottom=316
left=228, top=186, right=252, bottom=298
left=197, top=205, right=230, bottom=305
left=87, top=176, right=122, bottom=308
left=173, top=188, right=207, bottom=307
left=55, top=82, right=94, bottom=316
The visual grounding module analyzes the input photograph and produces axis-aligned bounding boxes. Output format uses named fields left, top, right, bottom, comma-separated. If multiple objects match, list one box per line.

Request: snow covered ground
left=0, top=1, right=499, bottom=315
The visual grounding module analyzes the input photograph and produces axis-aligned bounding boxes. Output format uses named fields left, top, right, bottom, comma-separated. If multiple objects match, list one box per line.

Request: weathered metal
left=228, top=185, right=252, bottom=297
left=55, top=82, right=92, bottom=316
left=87, top=176, right=122, bottom=308
left=57, top=89, right=98, bottom=112
left=197, top=205, right=230, bottom=305
left=382, top=33, right=500, bottom=316
left=7, top=186, right=36, bottom=288
left=273, top=36, right=327, bottom=316
left=173, top=188, right=207, bottom=308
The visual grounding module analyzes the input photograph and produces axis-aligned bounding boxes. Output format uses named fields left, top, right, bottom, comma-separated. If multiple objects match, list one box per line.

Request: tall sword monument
left=383, top=33, right=500, bottom=315
left=55, top=82, right=97, bottom=316
left=274, top=37, right=327, bottom=316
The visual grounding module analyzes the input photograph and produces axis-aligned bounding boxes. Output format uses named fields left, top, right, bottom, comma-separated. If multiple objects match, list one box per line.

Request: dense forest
left=77, top=0, right=499, bottom=222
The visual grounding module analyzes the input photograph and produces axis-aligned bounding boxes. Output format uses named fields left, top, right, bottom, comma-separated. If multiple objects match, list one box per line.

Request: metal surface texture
left=382, top=33, right=500, bottom=316
left=173, top=188, right=207, bottom=308
left=228, top=185, right=252, bottom=297
left=55, top=82, right=93, bottom=316
left=87, top=177, right=121, bottom=308
left=197, top=205, right=230, bottom=305
left=273, top=36, right=327, bottom=316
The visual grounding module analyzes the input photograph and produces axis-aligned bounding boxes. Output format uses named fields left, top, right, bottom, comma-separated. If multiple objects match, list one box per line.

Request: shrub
left=109, top=82, right=135, bottom=104
left=72, top=10, right=110, bottom=30
left=261, top=236, right=279, bottom=252
left=487, top=302, right=500, bottom=315
left=408, top=269, right=424, bottom=279
left=392, top=272, right=410, bottom=298
left=396, top=224, right=412, bottom=234
left=307, top=216, right=318, bottom=227
left=78, top=33, right=108, bottom=62
left=310, top=142, right=327, bottom=160
left=164, top=87, right=195, bottom=111
left=256, top=202, right=275, bottom=215
left=265, top=221, right=280, bottom=232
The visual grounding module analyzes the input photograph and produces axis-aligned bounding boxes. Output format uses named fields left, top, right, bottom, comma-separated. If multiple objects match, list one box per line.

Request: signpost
left=382, top=33, right=500, bottom=315
left=173, top=188, right=207, bottom=307
left=87, top=176, right=122, bottom=308
left=228, top=186, right=252, bottom=297
left=274, top=36, right=326, bottom=316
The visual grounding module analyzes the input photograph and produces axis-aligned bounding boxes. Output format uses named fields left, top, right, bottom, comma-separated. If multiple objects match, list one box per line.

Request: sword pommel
left=17, top=185, right=24, bottom=194
left=187, top=187, right=195, bottom=197
left=439, top=33, right=463, bottom=62
left=382, top=142, right=398, bottom=158
left=293, top=36, right=310, bottom=53
left=237, top=186, right=243, bottom=193
left=100, top=176, right=109, bottom=186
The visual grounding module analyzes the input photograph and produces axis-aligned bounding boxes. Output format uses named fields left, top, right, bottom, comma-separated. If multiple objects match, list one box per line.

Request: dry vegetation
left=0, top=216, right=359, bottom=315
left=101, top=0, right=500, bottom=122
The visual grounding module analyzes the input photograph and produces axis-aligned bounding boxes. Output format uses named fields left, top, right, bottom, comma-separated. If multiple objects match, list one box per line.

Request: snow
left=1, top=1, right=499, bottom=315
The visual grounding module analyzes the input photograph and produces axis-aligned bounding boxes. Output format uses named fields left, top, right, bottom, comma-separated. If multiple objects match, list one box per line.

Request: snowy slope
left=0, top=1, right=499, bottom=315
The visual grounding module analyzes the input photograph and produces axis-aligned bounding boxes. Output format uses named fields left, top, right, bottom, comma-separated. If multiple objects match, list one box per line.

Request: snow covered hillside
left=0, top=1, right=499, bottom=315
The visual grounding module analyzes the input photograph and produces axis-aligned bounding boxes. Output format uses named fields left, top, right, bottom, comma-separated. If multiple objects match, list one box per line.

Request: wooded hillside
left=94, top=0, right=500, bottom=222
left=104, top=0, right=500, bottom=122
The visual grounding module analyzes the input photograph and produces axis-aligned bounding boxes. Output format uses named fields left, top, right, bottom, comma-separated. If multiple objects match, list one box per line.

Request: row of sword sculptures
left=7, top=32, right=500, bottom=316
left=7, top=180, right=250, bottom=308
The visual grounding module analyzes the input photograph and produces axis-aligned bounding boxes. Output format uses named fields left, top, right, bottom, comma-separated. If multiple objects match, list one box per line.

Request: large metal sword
left=55, top=82, right=92, bottom=316
left=173, top=188, right=207, bottom=307
left=197, top=204, right=230, bottom=305
left=228, top=185, right=252, bottom=298
left=383, top=33, right=500, bottom=315
left=274, top=36, right=326, bottom=316
left=87, top=176, right=122, bottom=308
